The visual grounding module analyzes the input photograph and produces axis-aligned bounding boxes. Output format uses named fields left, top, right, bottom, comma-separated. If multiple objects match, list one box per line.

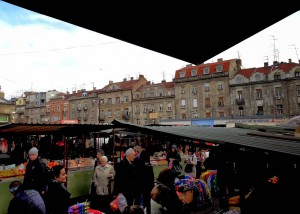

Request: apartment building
left=229, top=59, right=300, bottom=117
left=98, top=75, right=148, bottom=124
left=67, top=89, right=98, bottom=124
left=132, top=80, right=175, bottom=125
left=173, top=58, right=241, bottom=119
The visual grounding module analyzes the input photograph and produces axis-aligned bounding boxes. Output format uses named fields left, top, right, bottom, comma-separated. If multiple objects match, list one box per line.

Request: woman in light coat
left=184, top=148, right=197, bottom=178
left=91, top=155, right=115, bottom=213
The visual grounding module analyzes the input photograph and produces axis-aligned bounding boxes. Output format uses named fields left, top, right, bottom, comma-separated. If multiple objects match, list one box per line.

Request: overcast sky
left=0, top=2, right=300, bottom=100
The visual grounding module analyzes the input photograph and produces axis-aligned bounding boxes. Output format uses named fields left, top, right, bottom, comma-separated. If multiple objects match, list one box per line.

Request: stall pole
left=112, top=128, right=115, bottom=166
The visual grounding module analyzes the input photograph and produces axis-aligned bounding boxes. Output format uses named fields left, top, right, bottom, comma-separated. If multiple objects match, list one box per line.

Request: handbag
left=184, top=164, right=193, bottom=173
left=184, top=156, right=194, bottom=173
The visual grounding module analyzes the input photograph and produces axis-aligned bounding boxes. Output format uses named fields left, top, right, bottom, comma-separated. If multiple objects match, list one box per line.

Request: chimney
left=93, top=87, right=96, bottom=91
left=130, top=77, right=134, bottom=81
left=217, top=58, right=223, bottom=62
left=264, top=62, right=269, bottom=67
left=123, top=78, right=127, bottom=82
left=109, top=80, right=113, bottom=84
left=161, top=80, right=166, bottom=83
left=288, top=58, right=292, bottom=63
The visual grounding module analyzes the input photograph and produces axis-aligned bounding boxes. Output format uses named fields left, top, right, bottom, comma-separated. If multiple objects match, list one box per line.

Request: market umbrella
left=287, top=115, right=300, bottom=126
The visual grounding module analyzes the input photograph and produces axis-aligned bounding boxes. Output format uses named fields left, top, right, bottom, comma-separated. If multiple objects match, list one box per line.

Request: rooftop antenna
left=289, top=44, right=299, bottom=61
left=271, top=35, right=279, bottom=62
left=91, top=82, right=94, bottom=90
left=162, top=71, right=166, bottom=81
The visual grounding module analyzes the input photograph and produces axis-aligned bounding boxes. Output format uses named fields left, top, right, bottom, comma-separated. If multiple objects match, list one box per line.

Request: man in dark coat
left=23, top=147, right=49, bottom=197
left=133, top=145, right=154, bottom=213
left=8, top=180, right=46, bottom=214
left=113, top=148, right=137, bottom=206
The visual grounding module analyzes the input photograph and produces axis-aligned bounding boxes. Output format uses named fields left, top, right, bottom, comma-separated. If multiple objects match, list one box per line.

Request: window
left=181, top=99, right=186, bottom=108
left=57, top=105, right=60, bottom=112
left=191, top=69, right=197, bottom=77
left=216, top=65, right=223, bottom=73
left=236, top=76, right=243, bottom=84
left=217, top=82, right=223, bottom=90
left=124, top=96, right=129, bottom=103
left=151, top=91, right=155, bottom=97
left=257, top=106, right=264, bottom=115
left=206, top=112, right=211, bottom=117
left=276, top=105, right=283, bottom=114
left=143, top=105, right=148, bottom=112
left=116, top=97, right=120, bottom=104
left=179, top=71, right=186, bottom=78
left=255, top=73, right=261, bottom=81
left=205, top=98, right=210, bottom=108
left=203, top=67, right=210, bottom=75
left=52, top=106, right=55, bottom=112
left=256, top=89, right=262, bottom=99
left=192, top=86, right=197, bottom=94
left=204, top=83, right=210, bottom=92
left=167, top=103, right=172, bottom=111
left=219, top=112, right=225, bottom=117
left=295, top=70, right=300, bottom=77
left=181, top=87, right=185, bottom=94
left=107, top=98, right=112, bottom=104
left=297, top=90, right=300, bottom=96
left=218, top=97, right=224, bottom=106
left=182, top=113, right=186, bottom=119
left=192, top=98, right=198, bottom=108
left=159, top=104, right=163, bottom=112
left=193, top=113, right=198, bottom=118
left=274, top=71, right=281, bottom=80
left=237, top=91, right=243, bottom=100
left=239, top=106, right=244, bottom=116
left=274, top=87, right=282, bottom=98
left=107, top=110, right=112, bottom=117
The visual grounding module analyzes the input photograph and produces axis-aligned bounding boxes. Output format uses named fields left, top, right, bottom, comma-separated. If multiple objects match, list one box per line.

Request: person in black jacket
left=45, top=165, right=71, bottom=214
left=8, top=180, right=46, bottom=214
left=113, top=148, right=137, bottom=206
left=23, top=147, right=49, bottom=198
left=133, top=144, right=154, bottom=213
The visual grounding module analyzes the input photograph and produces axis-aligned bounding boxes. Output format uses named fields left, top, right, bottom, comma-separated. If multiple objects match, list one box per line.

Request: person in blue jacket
left=8, top=180, right=46, bottom=214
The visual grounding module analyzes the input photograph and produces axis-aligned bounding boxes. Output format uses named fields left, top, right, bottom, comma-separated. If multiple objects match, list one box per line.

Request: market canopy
left=0, top=123, right=117, bottom=136
left=111, top=119, right=300, bottom=157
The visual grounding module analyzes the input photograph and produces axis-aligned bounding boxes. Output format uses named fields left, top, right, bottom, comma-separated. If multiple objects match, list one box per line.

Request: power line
left=0, top=41, right=118, bottom=56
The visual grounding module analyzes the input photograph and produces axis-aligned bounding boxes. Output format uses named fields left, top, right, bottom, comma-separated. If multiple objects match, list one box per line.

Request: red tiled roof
left=101, top=79, right=144, bottom=91
left=174, top=59, right=236, bottom=79
left=236, top=62, right=300, bottom=78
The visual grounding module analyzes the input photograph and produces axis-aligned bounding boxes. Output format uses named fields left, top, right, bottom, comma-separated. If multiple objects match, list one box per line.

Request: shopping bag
left=110, top=196, right=119, bottom=211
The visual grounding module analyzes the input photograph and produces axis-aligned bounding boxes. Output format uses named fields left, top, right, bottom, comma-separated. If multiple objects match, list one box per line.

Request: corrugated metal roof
left=112, top=119, right=300, bottom=157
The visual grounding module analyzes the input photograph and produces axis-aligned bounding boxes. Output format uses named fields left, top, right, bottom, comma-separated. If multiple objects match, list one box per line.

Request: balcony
left=236, top=98, right=245, bottom=105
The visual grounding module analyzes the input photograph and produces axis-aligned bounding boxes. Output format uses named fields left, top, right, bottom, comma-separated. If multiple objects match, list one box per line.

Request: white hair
left=125, top=148, right=135, bottom=157
left=100, top=155, right=108, bottom=162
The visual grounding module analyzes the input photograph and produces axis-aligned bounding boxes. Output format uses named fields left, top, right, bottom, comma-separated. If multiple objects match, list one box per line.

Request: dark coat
left=113, top=157, right=136, bottom=206
left=8, top=185, right=46, bottom=214
left=45, top=180, right=71, bottom=214
left=23, top=158, right=49, bottom=194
